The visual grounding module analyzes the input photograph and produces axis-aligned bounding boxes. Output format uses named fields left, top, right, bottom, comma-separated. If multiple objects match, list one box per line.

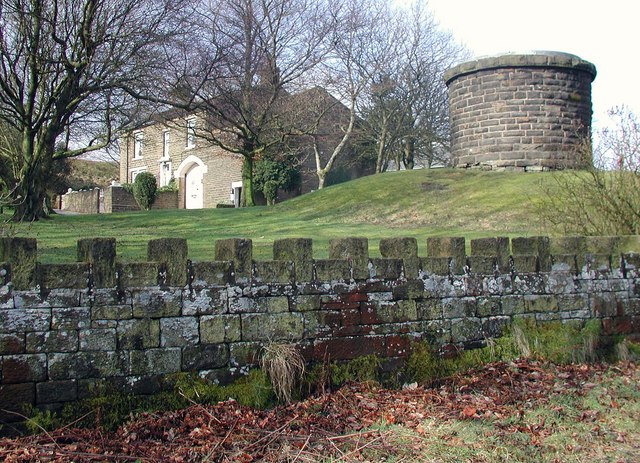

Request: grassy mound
left=5, top=169, right=558, bottom=263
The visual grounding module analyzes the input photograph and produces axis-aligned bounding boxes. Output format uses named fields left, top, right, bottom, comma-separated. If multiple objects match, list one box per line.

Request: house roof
left=121, top=85, right=352, bottom=138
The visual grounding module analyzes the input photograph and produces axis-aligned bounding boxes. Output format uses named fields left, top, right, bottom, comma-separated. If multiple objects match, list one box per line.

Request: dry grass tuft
left=260, top=343, right=305, bottom=404
left=512, top=324, right=531, bottom=358
left=616, top=338, right=630, bottom=362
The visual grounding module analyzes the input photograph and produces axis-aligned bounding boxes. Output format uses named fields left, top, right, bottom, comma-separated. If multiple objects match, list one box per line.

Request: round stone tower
left=445, top=51, right=597, bottom=170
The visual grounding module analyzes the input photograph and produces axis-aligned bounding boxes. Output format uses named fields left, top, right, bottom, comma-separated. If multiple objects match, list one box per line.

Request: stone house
left=119, top=88, right=371, bottom=209
left=119, top=112, right=244, bottom=209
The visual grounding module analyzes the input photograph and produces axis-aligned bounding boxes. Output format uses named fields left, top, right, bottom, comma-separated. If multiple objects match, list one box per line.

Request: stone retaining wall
left=60, top=189, right=101, bottom=214
left=445, top=51, right=597, bottom=171
left=61, top=186, right=179, bottom=214
left=102, top=185, right=139, bottom=213
left=1, top=234, right=639, bottom=423
left=83, top=186, right=180, bottom=214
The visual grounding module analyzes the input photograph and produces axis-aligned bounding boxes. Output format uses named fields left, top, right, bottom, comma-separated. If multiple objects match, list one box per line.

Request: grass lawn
left=3, top=169, right=560, bottom=263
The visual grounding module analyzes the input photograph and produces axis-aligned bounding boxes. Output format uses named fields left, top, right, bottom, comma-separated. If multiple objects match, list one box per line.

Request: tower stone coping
left=445, top=51, right=597, bottom=86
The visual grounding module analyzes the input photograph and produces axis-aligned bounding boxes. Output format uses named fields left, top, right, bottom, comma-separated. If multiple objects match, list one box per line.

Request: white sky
left=414, top=0, right=640, bottom=130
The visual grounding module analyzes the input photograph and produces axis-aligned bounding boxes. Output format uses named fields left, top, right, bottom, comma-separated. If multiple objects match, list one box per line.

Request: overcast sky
left=415, top=0, right=639, bottom=130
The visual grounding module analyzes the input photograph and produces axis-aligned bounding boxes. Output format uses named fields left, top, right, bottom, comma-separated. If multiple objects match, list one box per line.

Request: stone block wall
left=1, top=234, right=640, bottom=423
left=61, top=186, right=179, bottom=214
left=103, top=186, right=179, bottom=213
left=103, top=186, right=137, bottom=213
left=445, top=52, right=597, bottom=171
left=60, top=189, right=101, bottom=214
left=153, top=191, right=180, bottom=210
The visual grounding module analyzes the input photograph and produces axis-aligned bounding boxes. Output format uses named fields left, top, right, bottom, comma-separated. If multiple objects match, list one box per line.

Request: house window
left=162, top=130, right=170, bottom=159
left=133, top=131, right=144, bottom=159
left=130, top=168, right=146, bottom=183
left=159, top=161, right=172, bottom=187
left=186, top=117, right=196, bottom=148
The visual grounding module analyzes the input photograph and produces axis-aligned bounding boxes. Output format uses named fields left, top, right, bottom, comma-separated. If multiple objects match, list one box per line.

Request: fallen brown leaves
left=0, top=360, right=636, bottom=462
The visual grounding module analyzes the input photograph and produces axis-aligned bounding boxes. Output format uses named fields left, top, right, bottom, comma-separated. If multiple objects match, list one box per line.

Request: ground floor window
left=130, top=168, right=147, bottom=183
left=230, top=181, right=242, bottom=208
left=159, top=161, right=173, bottom=187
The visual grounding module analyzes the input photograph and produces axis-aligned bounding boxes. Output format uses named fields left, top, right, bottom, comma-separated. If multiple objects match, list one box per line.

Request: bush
left=120, top=183, right=134, bottom=194
left=132, top=172, right=157, bottom=211
left=157, top=178, right=177, bottom=193
left=540, top=106, right=640, bottom=235
left=254, top=155, right=300, bottom=205
left=262, top=180, right=279, bottom=205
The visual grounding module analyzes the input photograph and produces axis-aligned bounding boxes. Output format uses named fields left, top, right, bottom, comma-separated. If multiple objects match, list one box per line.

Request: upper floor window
left=162, top=130, right=170, bottom=159
left=133, top=131, right=144, bottom=159
left=186, top=117, right=196, bottom=148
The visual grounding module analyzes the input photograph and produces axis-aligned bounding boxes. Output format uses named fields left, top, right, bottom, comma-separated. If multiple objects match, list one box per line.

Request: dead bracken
left=1, top=360, right=637, bottom=462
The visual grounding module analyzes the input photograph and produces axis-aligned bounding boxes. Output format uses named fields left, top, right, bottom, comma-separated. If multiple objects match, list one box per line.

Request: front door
left=185, top=164, right=204, bottom=209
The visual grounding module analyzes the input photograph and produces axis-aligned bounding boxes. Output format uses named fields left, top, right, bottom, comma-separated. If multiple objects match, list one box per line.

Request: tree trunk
left=11, top=138, right=51, bottom=221
left=12, top=165, right=49, bottom=221
left=240, top=155, right=255, bottom=207
left=403, top=137, right=415, bottom=170
left=375, top=127, right=387, bottom=174
left=317, top=170, right=326, bottom=189
left=426, top=141, right=433, bottom=168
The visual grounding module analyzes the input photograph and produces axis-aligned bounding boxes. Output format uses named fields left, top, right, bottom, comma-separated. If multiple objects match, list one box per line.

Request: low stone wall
left=103, top=185, right=138, bottom=213
left=60, top=189, right=101, bottom=214
left=103, top=186, right=179, bottom=213
left=1, top=234, right=639, bottom=423
left=61, top=187, right=179, bottom=214
left=153, top=191, right=180, bottom=210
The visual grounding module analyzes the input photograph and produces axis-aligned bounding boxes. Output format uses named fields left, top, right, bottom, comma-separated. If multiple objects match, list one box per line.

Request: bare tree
left=402, top=2, right=467, bottom=169
left=300, top=0, right=467, bottom=186
left=302, top=0, right=392, bottom=189
left=541, top=107, right=640, bottom=235
left=0, top=0, right=192, bottom=221
left=365, top=74, right=408, bottom=174
left=362, top=0, right=468, bottom=172
left=174, top=0, right=334, bottom=206
left=357, top=10, right=408, bottom=174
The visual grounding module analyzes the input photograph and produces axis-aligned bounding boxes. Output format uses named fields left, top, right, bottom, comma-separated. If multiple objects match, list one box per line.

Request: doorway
left=185, top=163, right=204, bottom=209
